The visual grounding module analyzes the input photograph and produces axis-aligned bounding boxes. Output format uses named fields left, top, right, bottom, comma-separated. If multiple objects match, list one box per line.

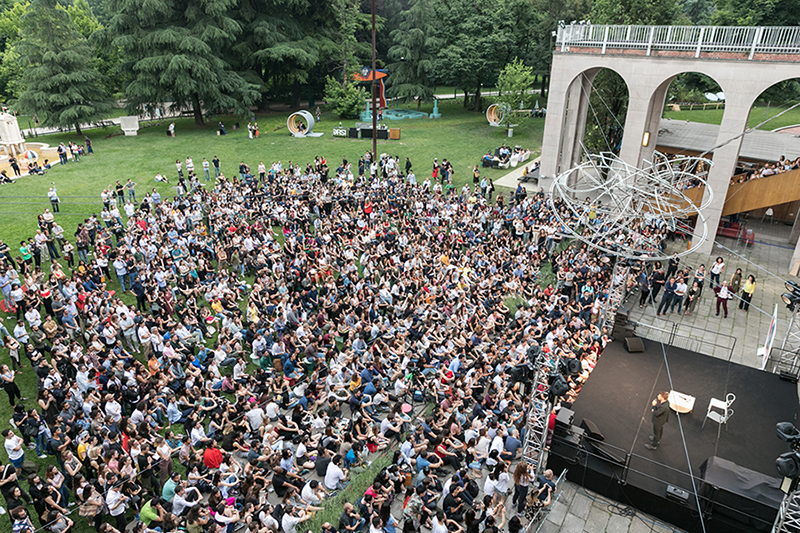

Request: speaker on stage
left=551, top=425, right=585, bottom=463
left=580, top=418, right=604, bottom=441
left=348, top=128, right=359, bottom=139
left=554, top=408, right=574, bottom=436
left=625, top=336, right=645, bottom=353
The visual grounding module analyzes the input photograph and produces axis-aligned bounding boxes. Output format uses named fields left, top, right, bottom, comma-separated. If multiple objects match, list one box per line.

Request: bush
left=324, top=76, right=368, bottom=119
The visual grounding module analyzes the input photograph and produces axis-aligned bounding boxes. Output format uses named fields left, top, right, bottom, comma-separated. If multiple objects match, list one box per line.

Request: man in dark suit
left=646, top=391, right=670, bottom=450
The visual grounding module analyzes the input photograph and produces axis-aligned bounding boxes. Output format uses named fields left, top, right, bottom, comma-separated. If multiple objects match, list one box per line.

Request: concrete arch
left=544, top=64, right=633, bottom=178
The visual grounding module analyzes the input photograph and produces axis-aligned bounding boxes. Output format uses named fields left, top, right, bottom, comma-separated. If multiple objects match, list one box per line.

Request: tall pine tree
left=386, top=0, right=438, bottom=111
left=106, top=0, right=259, bottom=125
left=16, top=0, right=110, bottom=135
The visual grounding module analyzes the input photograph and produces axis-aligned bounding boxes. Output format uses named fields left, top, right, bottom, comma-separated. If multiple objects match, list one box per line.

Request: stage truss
left=521, top=362, right=553, bottom=476
left=773, top=486, right=800, bottom=533
left=776, top=306, right=800, bottom=377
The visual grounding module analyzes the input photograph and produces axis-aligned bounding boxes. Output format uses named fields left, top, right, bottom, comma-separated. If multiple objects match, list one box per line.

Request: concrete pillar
left=618, top=82, right=668, bottom=168
left=540, top=57, right=577, bottom=184
left=693, top=94, right=753, bottom=258
left=560, top=73, right=595, bottom=172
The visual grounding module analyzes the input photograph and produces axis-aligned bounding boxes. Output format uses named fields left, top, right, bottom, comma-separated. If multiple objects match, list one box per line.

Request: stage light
left=785, top=280, right=800, bottom=294
left=548, top=372, right=570, bottom=398
left=777, top=422, right=800, bottom=450
left=776, top=452, right=800, bottom=478
left=642, top=131, right=650, bottom=147
left=782, top=292, right=800, bottom=311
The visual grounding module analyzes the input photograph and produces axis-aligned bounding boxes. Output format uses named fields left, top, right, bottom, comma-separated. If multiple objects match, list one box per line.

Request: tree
left=0, top=1, right=27, bottom=101
left=386, top=0, right=438, bottom=111
left=106, top=0, right=259, bottom=125
left=16, top=0, right=110, bottom=134
left=324, top=75, right=367, bottom=118
left=434, top=0, right=534, bottom=112
left=713, top=0, right=800, bottom=26
left=584, top=0, right=679, bottom=154
left=496, top=58, right=536, bottom=123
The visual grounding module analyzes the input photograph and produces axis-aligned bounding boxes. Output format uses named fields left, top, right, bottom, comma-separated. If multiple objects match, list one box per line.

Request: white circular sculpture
left=549, top=151, right=713, bottom=261
left=486, top=103, right=510, bottom=127
left=0, top=112, right=26, bottom=156
left=287, top=110, right=323, bottom=137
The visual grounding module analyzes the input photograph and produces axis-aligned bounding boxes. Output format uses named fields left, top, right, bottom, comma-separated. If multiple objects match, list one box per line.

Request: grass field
left=0, top=99, right=544, bottom=532
left=0, top=99, right=544, bottom=248
left=663, top=103, right=800, bottom=130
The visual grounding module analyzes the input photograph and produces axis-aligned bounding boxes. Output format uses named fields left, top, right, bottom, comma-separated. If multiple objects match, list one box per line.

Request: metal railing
left=628, top=319, right=737, bottom=361
left=556, top=24, right=800, bottom=59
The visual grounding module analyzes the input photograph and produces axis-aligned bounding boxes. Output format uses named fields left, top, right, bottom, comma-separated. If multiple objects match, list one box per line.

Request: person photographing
left=645, top=391, right=669, bottom=450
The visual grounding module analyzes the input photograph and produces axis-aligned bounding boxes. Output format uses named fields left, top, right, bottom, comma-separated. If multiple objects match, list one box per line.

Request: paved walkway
left=625, top=226, right=795, bottom=369
left=495, top=157, right=541, bottom=190
left=537, top=482, right=684, bottom=533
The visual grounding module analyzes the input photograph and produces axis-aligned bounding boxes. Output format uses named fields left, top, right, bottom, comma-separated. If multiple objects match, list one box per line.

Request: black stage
left=547, top=339, right=800, bottom=533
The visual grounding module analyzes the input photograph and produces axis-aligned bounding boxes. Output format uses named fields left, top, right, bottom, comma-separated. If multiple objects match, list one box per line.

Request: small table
left=668, top=391, right=696, bottom=414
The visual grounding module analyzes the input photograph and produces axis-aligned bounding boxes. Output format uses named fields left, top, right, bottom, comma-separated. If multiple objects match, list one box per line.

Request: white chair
left=762, top=207, right=774, bottom=224
left=702, top=393, right=735, bottom=438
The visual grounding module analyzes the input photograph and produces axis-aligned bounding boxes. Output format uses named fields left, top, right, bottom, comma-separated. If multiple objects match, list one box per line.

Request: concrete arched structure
left=541, top=27, right=800, bottom=257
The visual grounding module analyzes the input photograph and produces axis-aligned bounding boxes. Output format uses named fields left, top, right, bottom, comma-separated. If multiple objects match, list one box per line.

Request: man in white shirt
left=2, top=429, right=24, bottom=467
left=106, top=481, right=129, bottom=531
left=105, top=395, right=123, bottom=423
left=281, top=505, right=311, bottom=533
left=172, top=485, right=201, bottom=516
left=245, top=404, right=265, bottom=432
left=301, top=480, right=326, bottom=505
left=324, top=455, right=348, bottom=490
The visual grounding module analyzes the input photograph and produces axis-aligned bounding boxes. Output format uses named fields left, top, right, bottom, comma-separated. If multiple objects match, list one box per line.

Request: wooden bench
left=716, top=222, right=744, bottom=240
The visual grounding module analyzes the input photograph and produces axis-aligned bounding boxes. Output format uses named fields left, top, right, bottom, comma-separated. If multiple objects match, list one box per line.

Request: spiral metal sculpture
left=549, top=151, right=713, bottom=261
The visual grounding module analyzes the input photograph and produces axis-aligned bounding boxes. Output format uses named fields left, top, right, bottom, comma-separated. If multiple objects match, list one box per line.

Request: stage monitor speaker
left=615, top=306, right=629, bottom=324
left=554, top=408, right=574, bottom=436
left=580, top=418, right=604, bottom=441
left=551, top=425, right=584, bottom=463
left=586, top=440, right=626, bottom=466
left=348, top=128, right=359, bottom=139
left=625, top=336, right=645, bottom=353
left=666, top=485, right=690, bottom=505
left=613, top=323, right=635, bottom=338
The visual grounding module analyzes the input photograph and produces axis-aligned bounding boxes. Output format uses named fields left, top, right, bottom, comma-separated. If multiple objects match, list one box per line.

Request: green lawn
left=0, top=99, right=544, bottom=532
left=663, top=103, right=800, bottom=130
left=0, top=99, right=543, bottom=248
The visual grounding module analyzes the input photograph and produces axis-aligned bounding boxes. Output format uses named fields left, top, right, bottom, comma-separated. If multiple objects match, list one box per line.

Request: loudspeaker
left=348, top=128, right=359, bottom=139
left=551, top=425, right=585, bottom=463
left=587, top=440, right=627, bottom=465
left=580, top=418, right=604, bottom=441
left=666, top=485, right=690, bottom=505
left=615, top=306, right=629, bottom=324
left=361, top=128, right=373, bottom=138
left=554, top=408, right=574, bottom=436
left=625, top=336, right=645, bottom=353
left=377, top=129, right=389, bottom=140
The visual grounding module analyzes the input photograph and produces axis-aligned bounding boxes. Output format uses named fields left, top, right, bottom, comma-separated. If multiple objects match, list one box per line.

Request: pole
left=371, top=0, right=377, bottom=159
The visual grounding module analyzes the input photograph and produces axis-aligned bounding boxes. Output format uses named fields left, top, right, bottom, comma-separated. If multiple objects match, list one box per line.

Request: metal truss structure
left=521, top=362, right=554, bottom=477
left=773, top=484, right=800, bottom=533
left=776, top=305, right=800, bottom=376
left=601, top=260, right=632, bottom=331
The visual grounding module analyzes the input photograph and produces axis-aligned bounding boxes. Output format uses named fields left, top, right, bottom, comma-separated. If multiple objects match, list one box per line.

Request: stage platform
left=547, top=338, right=799, bottom=533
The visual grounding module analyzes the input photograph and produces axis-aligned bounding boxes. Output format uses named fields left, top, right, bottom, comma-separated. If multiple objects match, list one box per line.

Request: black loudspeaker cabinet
left=580, top=418, right=604, bottom=441
left=377, top=129, right=389, bottom=140
left=554, top=407, right=575, bottom=436
left=348, top=128, right=359, bottom=139
left=361, top=128, right=373, bottom=138
left=551, top=425, right=585, bottom=463
left=625, top=336, right=645, bottom=353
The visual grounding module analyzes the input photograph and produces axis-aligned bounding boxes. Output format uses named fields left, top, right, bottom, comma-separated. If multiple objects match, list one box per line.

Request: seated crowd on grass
left=0, top=147, right=655, bottom=533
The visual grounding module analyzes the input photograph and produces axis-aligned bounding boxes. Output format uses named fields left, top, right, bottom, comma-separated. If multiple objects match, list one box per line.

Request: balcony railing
left=556, top=24, right=800, bottom=59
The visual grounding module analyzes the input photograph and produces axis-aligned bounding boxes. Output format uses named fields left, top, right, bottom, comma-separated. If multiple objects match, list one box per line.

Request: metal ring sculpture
left=486, top=103, right=510, bottom=127
left=549, top=151, right=714, bottom=261
left=287, top=110, right=315, bottom=137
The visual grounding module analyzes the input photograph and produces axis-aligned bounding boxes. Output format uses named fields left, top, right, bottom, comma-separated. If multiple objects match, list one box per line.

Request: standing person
left=254, top=123, right=259, bottom=138
left=168, top=122, right=175, bottom=136
left=638, top=271, right=652, bottom=307
left=657, top=277, right=676, bottom=316
left=84, top=136, right=93, bottom=154
left=692, top=265, right=706, bottom=297
left=315, top=107, right=321, bottom=123
left=709, top=257, right=725, bottom=288
left=684, top=281, right=700, bottom=316
left=105, top=482, right=129, bottom=532
left=2, top=429, right=24, bottom=468
left=739, top=275, right=756, bottom=312
left=714, top=281, right=733, bottom=318
left=487, top=178, right=495, bottom=201
left=247, top=123, right=253, bottom=139
left=212, top=156, right=220, bottom=178
left=0, top=365, right=22, bottom=406
left=47, top=187, right=60, bottom=213
left=202, top=158, right=210, bottom=181
left=667, top=253, right=680, bottom=279
left=9, top=156, right=20, bottom=177
left=126, top=179, right=137, bottom=202
left=645, top=391, right=670, bottom=450
left=651, top=266, right=666, bottom=301
left=176, top=160, right=183, bottom=179
left=511, top=462, right=532, bottom=514
left=730, top=268, right=743, bottom=295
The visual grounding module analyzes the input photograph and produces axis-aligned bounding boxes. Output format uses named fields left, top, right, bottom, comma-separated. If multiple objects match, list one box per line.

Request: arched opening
left=581, top=68, right=630, bottom=156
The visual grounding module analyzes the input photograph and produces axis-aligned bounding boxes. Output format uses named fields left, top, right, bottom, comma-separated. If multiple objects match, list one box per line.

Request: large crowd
left=0, top=149, right=639, bottom=533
